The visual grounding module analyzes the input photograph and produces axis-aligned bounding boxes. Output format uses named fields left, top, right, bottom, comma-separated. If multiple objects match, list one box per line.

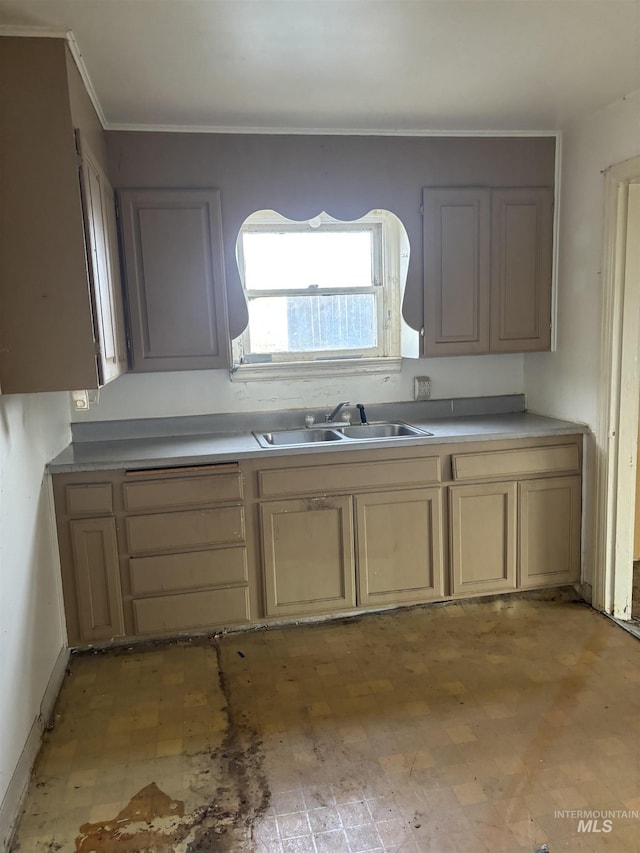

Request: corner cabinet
left=118, top=188, right=231, bottom=372
left=422, top=186, right=553, bottom=357
left=0, top=36, right=126, bottom=394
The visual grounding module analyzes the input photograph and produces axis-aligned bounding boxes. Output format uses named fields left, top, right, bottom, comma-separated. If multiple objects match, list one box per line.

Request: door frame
left=593, top=156, right=640, bottom=618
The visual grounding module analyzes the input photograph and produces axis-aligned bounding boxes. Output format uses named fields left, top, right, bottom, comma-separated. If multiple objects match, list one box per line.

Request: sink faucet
left=326, top=401, right=350, bottom=423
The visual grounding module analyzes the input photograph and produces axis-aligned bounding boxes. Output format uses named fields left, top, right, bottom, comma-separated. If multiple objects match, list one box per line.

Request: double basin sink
left=254, top=422, right=432, bottom=448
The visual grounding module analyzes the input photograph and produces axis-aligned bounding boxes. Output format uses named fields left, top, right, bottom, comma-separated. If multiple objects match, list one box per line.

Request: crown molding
left=105, top=122, right=561, bottom=137
left=0, top=25, right=68, bottom=38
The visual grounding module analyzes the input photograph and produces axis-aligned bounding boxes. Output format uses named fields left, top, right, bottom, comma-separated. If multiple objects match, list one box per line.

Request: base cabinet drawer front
left=70, top=517, right=124, bottom=641
left=259, top=456, right=441, bottom=499
left=519, top=477, right=581, bottom=588
left=356, top=489, right=444, bottom=605
left=450, top=482, right=517, bottom=595
left=133, top=586, right=250, bottom=634
left=65, top=483, right=113, bottom=516
left=130, top=547, right=248, bottom=595
left=452, top=444, right=580, bottom=481
left=123, top=471, right=242, bottom=511
left=126, top=506, right=245, bottom=554
left=261, top=497, right=356, bottom=616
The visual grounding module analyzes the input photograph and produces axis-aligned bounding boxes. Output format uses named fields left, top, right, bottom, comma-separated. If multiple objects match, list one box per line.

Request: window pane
left=243, top=230, right=373, bottom=291
left=248, top=294, right=377, bottom=353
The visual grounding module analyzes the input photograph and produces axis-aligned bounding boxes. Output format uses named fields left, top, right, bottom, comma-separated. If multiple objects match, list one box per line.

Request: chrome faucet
left=326, top=401, right=350, bottom=423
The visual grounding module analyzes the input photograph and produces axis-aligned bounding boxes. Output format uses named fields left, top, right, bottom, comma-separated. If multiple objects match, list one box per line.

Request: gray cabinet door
left=449, top=482, right=517, bottom=595
left=119, top=188, right=231, bottom=371
left=422, top=187, right=491, bottom=356
left=490, top=188, right=553, bottom=352
left=356, top=488, right=444, bottom=605
left=261, top=497, right=356, bottom=617
left=519, top=476, right=581, bottom=588
left=70, top=516, right=124, bottom=643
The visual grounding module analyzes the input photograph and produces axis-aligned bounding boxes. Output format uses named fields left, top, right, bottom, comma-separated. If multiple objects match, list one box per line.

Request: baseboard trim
left=0, top=645, right=70, bottom=852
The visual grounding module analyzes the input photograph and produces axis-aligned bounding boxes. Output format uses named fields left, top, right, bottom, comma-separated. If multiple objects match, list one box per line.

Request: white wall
left=0, top=393, right=71, bottom=832
left=72, top=355, right=525, bottom=422
left=525, top=89, right=640, bottom=428
left=524, top=89, right=640, bottom=589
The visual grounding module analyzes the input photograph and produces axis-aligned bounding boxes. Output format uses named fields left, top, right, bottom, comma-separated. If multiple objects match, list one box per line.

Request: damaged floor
left=11, top=597, right=640, bottom=852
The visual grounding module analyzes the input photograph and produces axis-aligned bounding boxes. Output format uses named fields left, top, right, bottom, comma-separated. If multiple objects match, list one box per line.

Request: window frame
left=233, top=210, right=402, bottom=368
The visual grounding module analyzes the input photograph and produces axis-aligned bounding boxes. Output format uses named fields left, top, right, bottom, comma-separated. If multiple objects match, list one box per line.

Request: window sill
left=229, top=357, right=403, bottom=382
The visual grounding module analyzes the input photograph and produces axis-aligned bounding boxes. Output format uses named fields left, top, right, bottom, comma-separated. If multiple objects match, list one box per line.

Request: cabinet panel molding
left=356, top=488, right=444, bottom=605
left=490, top=188, right=553, bottom=352
left=70, top=517, right=124, bottom=642
left=130, top=547, right=248, bottom=595
left=123, top=471, right=243, bottom=511
left=452, top=444, right=580, bottom=481
left=519, top=476, right=581, bottom=587
left=261, top=497, right=356, bottom=616
left=126, top=506, right=245, bottom=554
left=423, top=187, right=491, bottom=355
left=450, top=482, right=517, bottom=595
left=133, top=586, right=250, bottom=634
left=65, top=483, right=113, bottom=516
left=259, top=456, right=441, bottom=499
left=118, top=188, right=231, bottom=372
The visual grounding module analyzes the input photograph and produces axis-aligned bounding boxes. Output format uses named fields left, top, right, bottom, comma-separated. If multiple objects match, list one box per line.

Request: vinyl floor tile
left=10, top=598, right=640, bottom=852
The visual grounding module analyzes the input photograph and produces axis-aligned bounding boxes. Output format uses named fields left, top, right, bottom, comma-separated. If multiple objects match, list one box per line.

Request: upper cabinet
left=118, top=188, right=231, bottom=372
left=422, top=186, right=553, bottom=357
left=0, top=37, right=127, bottom=394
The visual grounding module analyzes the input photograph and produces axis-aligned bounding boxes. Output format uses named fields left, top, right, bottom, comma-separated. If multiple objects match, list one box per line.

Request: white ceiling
left=1, top=0, right=639, bottom=132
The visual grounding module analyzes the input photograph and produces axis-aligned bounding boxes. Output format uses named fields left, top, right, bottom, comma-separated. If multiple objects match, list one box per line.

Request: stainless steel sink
left=253, top=421, right=431, bottom=448
left=339, top=422, right=430, bottom=439
left=254, top=428, right=344, bottom=448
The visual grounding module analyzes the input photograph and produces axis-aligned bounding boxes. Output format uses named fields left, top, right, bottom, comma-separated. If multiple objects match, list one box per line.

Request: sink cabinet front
left=261, top=496, right=356, bottom=617
left=356, top=488, right=444, bottom=606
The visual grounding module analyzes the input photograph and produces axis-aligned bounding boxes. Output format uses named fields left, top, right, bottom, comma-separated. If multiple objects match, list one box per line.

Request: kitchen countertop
left=48, top=411, right=588, bottom=473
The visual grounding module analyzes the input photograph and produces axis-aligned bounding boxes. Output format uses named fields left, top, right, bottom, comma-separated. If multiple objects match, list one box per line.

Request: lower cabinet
left=449, top=482, right=518, bottom=595
left=53, top=463, right=251, bottom=646
left=69, top=516, right=125, bottom=642
left=356, top=488, right=444, bottom=605
left=519, top=476, right=581, bottom=588
left=53, top=435, right=583, bottom=645
left=261, top=496, right=356, bottom=617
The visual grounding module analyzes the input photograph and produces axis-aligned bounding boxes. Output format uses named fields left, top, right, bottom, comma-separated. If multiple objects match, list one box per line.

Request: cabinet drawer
left=130, top=547, right=248, bottom=595
left=452, top=444, right=580, bottom=481
left=133, top=586, right=250, bottom=634
left=259, top=456, right=441, bottom=498
left=126, top=506, right=245, bottom=555
left=123, top=471, right=242, bottom=510
left=65, top=483, right=113, bottom=516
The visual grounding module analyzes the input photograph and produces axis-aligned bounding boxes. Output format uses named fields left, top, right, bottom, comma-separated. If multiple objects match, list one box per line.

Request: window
left=233, top=210, right=408, bottom=373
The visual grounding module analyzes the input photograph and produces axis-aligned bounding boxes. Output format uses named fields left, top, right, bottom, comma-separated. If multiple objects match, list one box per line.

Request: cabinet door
left=70, top=517, right=124, bottom=642
left=78, top=134, right=127, bottom=385
left=422, top=187, right=490, bottom=356
left=356, top=488, right=444, bottom=606
left=490, top=188, right=553, bottom=352
left=519, top=477, right=581, bottom=588
left=261, top=497, right=356, bottom=617
left=450, top=482, right=517, bottom=595
left=119, top=188, right=231, bottom=371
